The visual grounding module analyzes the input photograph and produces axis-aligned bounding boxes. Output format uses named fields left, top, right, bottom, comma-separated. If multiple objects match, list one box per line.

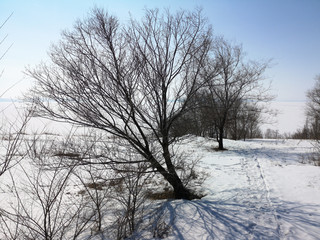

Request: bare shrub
left=0, top=135, right=94, bottom=240
left=0, top=106, right=31, bottom=177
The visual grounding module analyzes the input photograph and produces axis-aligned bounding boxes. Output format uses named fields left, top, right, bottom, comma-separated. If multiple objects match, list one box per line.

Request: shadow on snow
left=141, top=197, right=320, bottom=240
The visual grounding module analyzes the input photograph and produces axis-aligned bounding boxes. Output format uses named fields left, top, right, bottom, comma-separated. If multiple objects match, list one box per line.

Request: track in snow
left=163, top=137, right=320, bottom=240
left=239, top=151, right=283, bottom=239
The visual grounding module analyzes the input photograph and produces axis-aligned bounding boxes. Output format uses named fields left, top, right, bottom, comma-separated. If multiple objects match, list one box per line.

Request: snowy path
left=254, top=141, right=320, bottom=239
left=160, top=138, right=320, bottom=240
left=239, top=152, right=283, bottom=239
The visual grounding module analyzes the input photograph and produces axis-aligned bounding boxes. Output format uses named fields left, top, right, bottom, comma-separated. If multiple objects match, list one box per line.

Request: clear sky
left=0, top=0, right=320, bottom=132
left=1, top=0, right=320, bottom=100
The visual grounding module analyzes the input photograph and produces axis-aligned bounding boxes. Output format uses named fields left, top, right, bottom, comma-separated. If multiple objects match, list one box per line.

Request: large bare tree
left=27, top=8, right=212, bottom=199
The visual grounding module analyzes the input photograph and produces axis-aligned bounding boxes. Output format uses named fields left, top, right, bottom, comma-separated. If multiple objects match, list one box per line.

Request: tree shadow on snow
left=274, top=200, right=320, bottom=239
left=145, top=198, right=320, bottom=240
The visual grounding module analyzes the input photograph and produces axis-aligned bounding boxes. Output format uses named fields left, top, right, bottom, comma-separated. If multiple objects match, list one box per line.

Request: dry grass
left=145, top=190, right=175, bottom=200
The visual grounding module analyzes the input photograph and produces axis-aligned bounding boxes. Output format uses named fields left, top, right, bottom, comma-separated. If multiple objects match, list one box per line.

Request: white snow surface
left=147, top=137, right=320, bottom=240
left=1, top=132, right=320, bottom=239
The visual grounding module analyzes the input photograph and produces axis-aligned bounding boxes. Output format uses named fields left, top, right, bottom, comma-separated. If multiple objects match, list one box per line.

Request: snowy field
left=0, top=133, right=319, bottom=239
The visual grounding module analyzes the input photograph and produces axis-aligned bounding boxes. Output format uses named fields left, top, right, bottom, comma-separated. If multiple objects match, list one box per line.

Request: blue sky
left=0, top=0, right=320, bottom=102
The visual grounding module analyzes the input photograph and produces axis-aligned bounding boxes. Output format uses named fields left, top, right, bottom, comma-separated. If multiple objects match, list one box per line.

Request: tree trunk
left=218, top=127, right=224, bottom=150
left=162, top=139, right=198, bottom=200
left=164, top=170, right=197, bottom=200
left=140, top=145, right=197, bottom=200
left=155, top=161, right=197, bottom=200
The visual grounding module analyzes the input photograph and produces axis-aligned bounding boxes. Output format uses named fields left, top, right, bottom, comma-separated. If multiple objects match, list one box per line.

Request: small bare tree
left=27, top=8, right=212, bottom=200
left=0, top=108, right=30, bottom=176
left=74, top=165, right=109, bottom=236
left=306, top=75, right=320, bottom=139
left=203, top=37, right=271, bottom=149
left=228, top=101, right=263, bottom=140
left=112, top=161, right=150, bottom=240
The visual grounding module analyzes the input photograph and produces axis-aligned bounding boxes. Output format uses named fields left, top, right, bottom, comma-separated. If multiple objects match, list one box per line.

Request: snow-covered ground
left=156, top=137, right=320, bottom=240
left=0, top=128, right=320, bottom=239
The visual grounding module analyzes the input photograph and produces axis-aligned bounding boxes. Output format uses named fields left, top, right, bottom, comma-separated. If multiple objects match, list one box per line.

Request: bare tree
left=264, top=128, right=280, bottom=139
left=170, top=92, right=215, bottom=137
left=291, top=76, right=320, bottom=140
left=203, top=37, right=271, bottom=149
left=228, top=101, right=263, bottom=140
left=27, top=8, right=212, bottom=200
left=306, top=75, right=320, bottom=139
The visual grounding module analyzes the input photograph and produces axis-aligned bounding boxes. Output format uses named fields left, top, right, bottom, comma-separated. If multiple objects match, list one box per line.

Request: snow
left=156, top=137, right=320, bottom=240
left=0, top=115, right=320, bottom=239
